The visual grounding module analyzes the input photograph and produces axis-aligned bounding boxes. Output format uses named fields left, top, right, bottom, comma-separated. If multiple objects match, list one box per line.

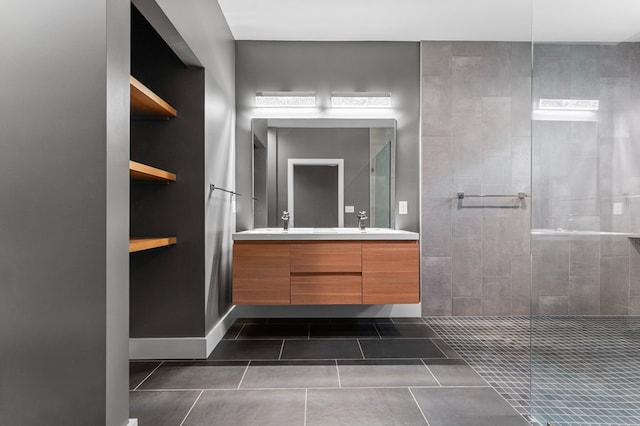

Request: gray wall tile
left=482, top=277, right=512, bottom=315
left=452, top=298, right=483, bottom=316
left=569, top=276, right=600, bottom=315
left=570, top=238, right=600, bottom=276
left=421, top=198, right=451, bottom=257
left=422, top=137, right=452, bottom=198
left=451, top=236, right=482, bottom=297
left=422, top=75, right=452, bottom=137
left=600, top=256, right=630, bottom=315
left=422, top=41, right=452, bottom=76
left=422, top=257, right=452, bottom=316
left=482, top=97, right=511, bottom=156
left=538, top=296, right=569, bottom=315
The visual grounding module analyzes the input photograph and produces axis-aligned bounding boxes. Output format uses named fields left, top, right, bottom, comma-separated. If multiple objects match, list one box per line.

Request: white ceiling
left=217, top=0, right=640, bottom=42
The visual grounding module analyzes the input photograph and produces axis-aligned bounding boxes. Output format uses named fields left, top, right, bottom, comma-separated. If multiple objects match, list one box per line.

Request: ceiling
left=217, top=0, right=640, bottom=42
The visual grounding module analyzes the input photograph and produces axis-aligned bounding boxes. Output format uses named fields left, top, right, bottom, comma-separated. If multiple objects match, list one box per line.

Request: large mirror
left=252, top=118, right=396, bottom=229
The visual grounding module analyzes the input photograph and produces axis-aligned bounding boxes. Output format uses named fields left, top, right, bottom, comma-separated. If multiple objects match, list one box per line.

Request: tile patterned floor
left=130, top=317, right=528, bottom=426
left=425, top=316, right=640, bottom=426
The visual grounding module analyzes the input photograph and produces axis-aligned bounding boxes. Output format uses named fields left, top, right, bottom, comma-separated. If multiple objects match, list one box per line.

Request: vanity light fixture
left=331, top=92, right=391, bottom=108
left=255, top=91, right=316, bottom=107
left=539, top=99, right=599, bottom=111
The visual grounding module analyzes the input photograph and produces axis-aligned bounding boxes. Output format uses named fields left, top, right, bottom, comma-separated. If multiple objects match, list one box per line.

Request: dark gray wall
left=421, top=41, right=532, bottom=316
left=0, top=0, right=129, bottom=424
left=235, top=41, right=420, bottom=232
left=150, top=0, right=236, bottom=333
left=276, top=128, right=370, bottom=228
left=130, top=5, right=206, bottom=338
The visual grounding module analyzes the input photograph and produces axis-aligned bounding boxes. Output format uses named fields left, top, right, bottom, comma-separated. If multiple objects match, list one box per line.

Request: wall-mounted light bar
left=331, top=92, right=391, bottom=108
left=255, top=91, right=316, bottom=107
left=539, top=99, right=599, bottom=111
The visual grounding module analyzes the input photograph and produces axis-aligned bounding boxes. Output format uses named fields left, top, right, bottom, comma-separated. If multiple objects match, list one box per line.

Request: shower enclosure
left=530, top=3, right=640, bottom=424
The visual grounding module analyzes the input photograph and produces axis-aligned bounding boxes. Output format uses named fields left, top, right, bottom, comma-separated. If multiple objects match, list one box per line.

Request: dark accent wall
left=130, top=5, right=206, bottom=338
left=235, top=41, right=420, bottom=233
left=276, top=127, right=371, bottom=228
left=0, top=0, right=129, bottom=424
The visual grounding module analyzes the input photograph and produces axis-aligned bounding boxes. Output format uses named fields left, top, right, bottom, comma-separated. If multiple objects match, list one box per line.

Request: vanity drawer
left=291, top=274, right=362, bottom=304
left=233, top=242, right=291, bottom=305
left=362, top=241, right=419, bottom=304
left=290, top=242, right=362, bottom=273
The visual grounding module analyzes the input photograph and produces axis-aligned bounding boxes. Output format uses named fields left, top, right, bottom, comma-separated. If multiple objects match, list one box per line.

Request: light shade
left=255, top=91, right=316, bottom=107
left=539, top=99, right=599, bottom=111
left=331, top=92, right=391, bottom=108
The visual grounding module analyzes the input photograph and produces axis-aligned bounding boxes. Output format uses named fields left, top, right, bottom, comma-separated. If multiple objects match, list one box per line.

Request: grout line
left=278, top=340, right=286, bottom=360
left=335, top=360, right=342, bottom=388
left=236, top=324, right=246, bottom=340
left=303, top=388, right=308, bottom=426
left=236, top=361, right=251, bottom=390
left=421, top=359, right=442, bottom=387
left=133, top=361, right=164, bottom=391
left=373, top=323, right=382, bottom=338
left=179, top=389, right=204, bottom=426
left=356, top=339, right=366, bottom=359
left=408, top=387, right=431, bottom=426
left=131, top=385, right=487, bottom=392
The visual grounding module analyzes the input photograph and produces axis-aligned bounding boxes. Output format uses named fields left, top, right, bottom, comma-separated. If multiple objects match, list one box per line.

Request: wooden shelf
left=130, top=76, right=177, bottom=117
left=130, top=160, right=176, bottom=182
left=129, top=237, right=177, bottom=253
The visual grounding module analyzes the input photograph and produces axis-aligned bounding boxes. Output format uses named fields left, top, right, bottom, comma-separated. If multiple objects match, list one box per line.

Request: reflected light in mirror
left=331, top=92, right=391, bottom=108
left=255, top=91, right=316, bottom=107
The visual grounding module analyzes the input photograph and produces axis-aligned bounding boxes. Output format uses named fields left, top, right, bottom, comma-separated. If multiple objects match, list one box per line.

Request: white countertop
left=233, top=227, right=420, bottom=241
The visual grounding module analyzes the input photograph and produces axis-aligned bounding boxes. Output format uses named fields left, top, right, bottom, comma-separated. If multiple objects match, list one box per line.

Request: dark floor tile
left=182, top=389, right=305, bottom=426
left=359, top=338, right=446, bottom=359
left=411, top=387, right=529, bottom=426
left=238, top=323, right=308, bottom=339
left=208, top=340, right=283, bottom=360
left=138, top=361, right=248, bottom=390
left=392, top=317, right=427, bottom=323
left=337, top=359, right=438, bottom=387
left=130, top=361, right=161, bottom=390
left=427, top=363, right=488, bottom=386
left=130, top=390, right=200, bottom=426
left=310, top=323, right=379, bottom=338
left=280, top=339, right=362, bottom=359
left=431, top=338, right=463, bottom=358
left=222, top=323, right=244, bottom=340
left=240, top=360, right=339, bottom=389
left=330, top=317, right=393, bottom=324
left=306, top=388, right=427, bottom=425
left=376, top=323, right=438, bottom=338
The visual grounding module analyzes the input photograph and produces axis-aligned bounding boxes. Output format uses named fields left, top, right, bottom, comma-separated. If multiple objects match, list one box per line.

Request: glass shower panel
left=531, top=4, right=640, bottom=424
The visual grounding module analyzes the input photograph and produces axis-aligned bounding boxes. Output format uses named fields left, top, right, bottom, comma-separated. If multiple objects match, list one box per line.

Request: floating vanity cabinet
left=233, top=243, right=291, bottom=304
left=362, top=241, right=419, bottom=304
left=232, top=230, right=420, bottom=305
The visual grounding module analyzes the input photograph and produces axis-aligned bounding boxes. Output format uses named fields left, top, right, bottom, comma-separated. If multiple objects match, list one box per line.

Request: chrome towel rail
left=210, top=184, right=257, bottom=200
left=457, top=192, right=528, bottom=200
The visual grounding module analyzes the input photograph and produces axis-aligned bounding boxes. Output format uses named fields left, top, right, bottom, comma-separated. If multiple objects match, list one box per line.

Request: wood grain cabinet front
left=290, top=242, right=361, bottom=273
left=362, top=241, right=420, bottom=304
left=232, top=243, right=291, bottom=305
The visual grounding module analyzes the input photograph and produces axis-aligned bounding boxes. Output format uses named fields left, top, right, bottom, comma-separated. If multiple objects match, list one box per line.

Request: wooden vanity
left=232, top=229, right=419, bottom=305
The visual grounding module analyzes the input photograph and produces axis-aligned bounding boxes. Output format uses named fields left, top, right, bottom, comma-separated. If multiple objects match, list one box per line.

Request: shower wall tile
left=570, top=239, right=600, bottom=277
left=482, top=277, right=512, bottom=316
left=600, top=43, right=631, bottom=77
left=538, top=296, right=569, bottom=315
left=569, top=276, right=600, bottom=315
left=422, top=137, right=452, bottom=198
left=600, top=256, right=630, bottom=315
left=451, top=237, right=482, bottom=298
left=570, top=44, right=601, bottom=98
left=422, top=41, right=452, bottom=76
left=422, top=76, right=451, bottom=137
left=630, top=239, right=640, bottom=297
left=421, top=198, right=451, bottom=257
left=421, top=41, right=532, bottom=316
left=422, top=257, right=452, bottom=316
left=452, top=297, right=483, bottom=316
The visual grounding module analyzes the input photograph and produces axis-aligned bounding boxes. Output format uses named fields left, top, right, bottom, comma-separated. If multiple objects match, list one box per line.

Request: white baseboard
left=127, top=419, right=138, bottom=426
left=233, top=304, right=422, bottom=318
left=129, top=306, right=238, bottom=360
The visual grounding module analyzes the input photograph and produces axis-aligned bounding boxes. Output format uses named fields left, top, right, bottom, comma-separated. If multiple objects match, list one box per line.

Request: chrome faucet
left=281, top=211, right=290, bottom=231
left=357, top=210, right=368, bottom=231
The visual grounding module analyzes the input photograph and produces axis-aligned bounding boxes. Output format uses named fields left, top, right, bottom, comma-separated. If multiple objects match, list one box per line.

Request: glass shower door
left=530, top=4, right=640, bottom=424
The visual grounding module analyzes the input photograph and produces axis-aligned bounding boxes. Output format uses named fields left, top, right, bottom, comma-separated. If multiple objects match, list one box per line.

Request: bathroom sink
left=233, top=227, right=419, bottom=241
